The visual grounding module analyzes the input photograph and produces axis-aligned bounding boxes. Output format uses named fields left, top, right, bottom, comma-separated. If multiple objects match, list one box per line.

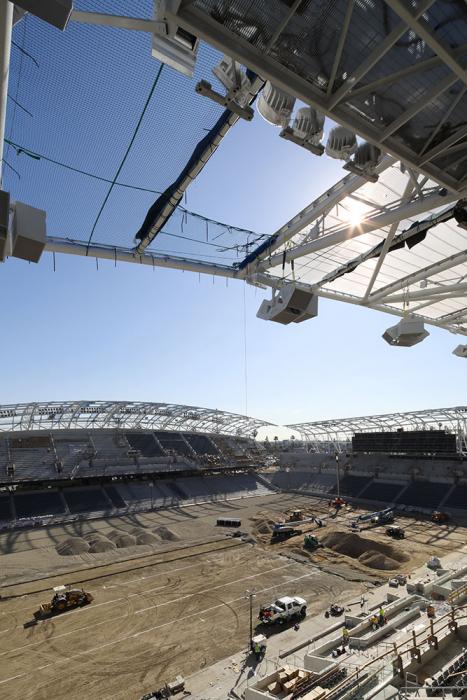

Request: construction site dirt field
left=0, top=492, right=465, bottom=700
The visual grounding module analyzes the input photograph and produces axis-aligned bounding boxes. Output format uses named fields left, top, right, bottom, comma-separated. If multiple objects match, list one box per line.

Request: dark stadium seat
left=184, top=433, right=219, bottom=455
left=330, top=475, right=369, bottom=497
left=125, top=433, right=165, bottom=457
left=444, top=484, right=467, bottom=510
left=154, top=432, right=193, bottom=458
left=165, top=481, right=188, bottom=499
left=0, top=494, right=12, bottom=521
left=14, top=490, right=65, bottom=518
left=395, top=481, right=451, bottom=508
left=104, top=485, right=127, bottom=509
left=359, top=481, right=405, bottom=502
left=63, top=487, right=110, bottom=513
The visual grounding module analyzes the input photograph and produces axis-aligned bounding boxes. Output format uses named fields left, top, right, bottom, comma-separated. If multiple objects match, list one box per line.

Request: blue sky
left=1, top=9, right=465, bottom=437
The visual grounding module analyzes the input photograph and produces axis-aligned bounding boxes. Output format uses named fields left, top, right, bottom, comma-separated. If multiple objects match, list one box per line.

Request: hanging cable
left=243, top=284, right=249, bottom=418
left=86, top=64, right=165, bottom=251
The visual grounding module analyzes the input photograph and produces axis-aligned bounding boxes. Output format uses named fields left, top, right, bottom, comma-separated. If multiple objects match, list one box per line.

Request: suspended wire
left=4, top=138, right=163, bottom=193
left=243, top=284, right=249, bottom=418
left=11, top=40, right=39, bottom=68
left=86, top=64, right=165, bottom=251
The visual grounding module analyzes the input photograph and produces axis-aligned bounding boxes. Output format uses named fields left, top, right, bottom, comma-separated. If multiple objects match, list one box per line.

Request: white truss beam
left=326, top=0, right=355, bottom=96
left=384, top=281, right=467, bottom=304
left=383, top=0, right=467, bottom=88
left=258, top=188, right=458, bottom=270
left=45, top=237, right=241, bottom=280
left=419, top=87, right=467, bottom=156
left=246, top=156, right=395, bottom=267
left=0, top=401, right=271, bottom=435
left=169, top=3, right=462, bottom=193
left=348, top=46, right=467, bottom=102
left=71, top=10, right=156, bottom=33
left=287, top=406, right=467, bottom=449
left=249, top=272, right=467, bottom=336
left=369, top=249, right=467, bottom=303
left=327, top=0, right=436, bottom=109
left=380, top=73, right=460, bottom=142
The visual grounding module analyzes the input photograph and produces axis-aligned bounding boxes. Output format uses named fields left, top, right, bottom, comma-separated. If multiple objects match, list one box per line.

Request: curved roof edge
left=0, top=401, right=272, bottom=437
left=286, top=406, right=467, bottom=440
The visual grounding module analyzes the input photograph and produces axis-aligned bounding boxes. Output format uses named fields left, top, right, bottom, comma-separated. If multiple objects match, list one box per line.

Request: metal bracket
left=280, top=126, right=324, bottom=155
left=195, top=80, right=254, bottom=121
left=343, top=161, right=379, bottom=183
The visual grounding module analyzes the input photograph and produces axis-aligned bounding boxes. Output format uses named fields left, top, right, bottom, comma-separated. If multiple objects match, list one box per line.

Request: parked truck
left=258, top=596, right=307, bottom=625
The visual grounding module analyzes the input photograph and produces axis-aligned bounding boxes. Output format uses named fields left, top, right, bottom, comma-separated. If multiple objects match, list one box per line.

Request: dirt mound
left=129, top=527, right=146, bottom=536
left=321, top=531, right=409, bottom=568
left=358, top=551, right=400, bottom=570
left=88, top=539, right=116, bottom=553
left=56, top=537, right=90, bottom=556
left=154, top=526, right=178, bottom=542
left=113, top=534, right=137, bottom=548
left=136, top=531, right=159, bottom=545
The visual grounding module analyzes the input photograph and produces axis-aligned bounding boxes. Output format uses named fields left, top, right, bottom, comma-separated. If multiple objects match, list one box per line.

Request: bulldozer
left=34, top=585, right=93, bottom=620
left=304, top=534, right=323, bottom=551
left=287, top=509, right=304, bottom=522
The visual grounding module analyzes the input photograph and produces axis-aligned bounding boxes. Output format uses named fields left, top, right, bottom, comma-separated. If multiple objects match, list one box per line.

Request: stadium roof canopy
left=0, top=400, right=271, bottom=436
left=1, top=1, right=467, bottom=339
left=287, top=405, right=467, bottom=444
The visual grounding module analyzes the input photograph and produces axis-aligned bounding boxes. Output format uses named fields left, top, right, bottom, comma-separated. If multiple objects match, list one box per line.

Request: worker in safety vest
left=342, top=627, right=349, bottom=646
left=379, top=607, right=386, bottom=626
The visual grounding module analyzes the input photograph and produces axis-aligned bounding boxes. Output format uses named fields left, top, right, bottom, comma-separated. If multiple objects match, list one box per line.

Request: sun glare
left=345, top=199, right=367, bottom=227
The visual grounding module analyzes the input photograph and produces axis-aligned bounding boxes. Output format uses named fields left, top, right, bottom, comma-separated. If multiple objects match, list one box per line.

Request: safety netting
left=3, top=0, right=264, bottom=265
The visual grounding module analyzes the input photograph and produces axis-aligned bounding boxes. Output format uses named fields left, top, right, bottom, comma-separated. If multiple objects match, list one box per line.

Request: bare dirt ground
left=0, top=493, right=465, bottom=700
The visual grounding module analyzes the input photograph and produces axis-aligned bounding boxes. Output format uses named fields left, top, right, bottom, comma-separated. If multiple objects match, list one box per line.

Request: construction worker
left=378, top=607, right=386, bottom=626
left=342, top=627, right=349, bottom=647
left=370, top=615, right=378, bottom=630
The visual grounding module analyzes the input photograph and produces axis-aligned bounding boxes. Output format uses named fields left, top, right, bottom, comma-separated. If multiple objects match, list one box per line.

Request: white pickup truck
left=258, top=596, right=307, bottom=625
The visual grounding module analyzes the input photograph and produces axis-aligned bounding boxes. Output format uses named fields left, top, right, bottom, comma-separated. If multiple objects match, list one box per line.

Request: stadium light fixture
left=325, top=126, right=357, bottom=160
left=343, top=142, right=382, bottom=182
left=256, top=81, right=295, bottom=128
left=280, top=107, right=325, bottom=155
left=195, top=56, right=254, bottom=120
left=382, top=318, right=429, bottom=347
left=0, top=192, right=46, bottom=263
left=256, top=283, right=318, bottom=325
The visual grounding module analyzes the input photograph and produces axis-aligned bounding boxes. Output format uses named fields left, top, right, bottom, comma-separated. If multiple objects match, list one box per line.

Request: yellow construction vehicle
left=34, top=585, right=93, bottom=619
left=287, top=509, right=304, bottom=522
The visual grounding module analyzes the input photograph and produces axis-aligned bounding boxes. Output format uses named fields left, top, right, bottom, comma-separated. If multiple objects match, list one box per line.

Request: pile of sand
left=136, top=531, right=159, bottom=545
left=154, top=525, right=178, bottom=541
left=86, top=535, right=116, bottom=553
left=114, top=534, right=137, bottom=548
left=358, top=551, right=400, bottom=570
left=56, top=537, right=90, bottom=556
left=321, top=531, right=409, bottom=570
left=106, top=529, right=137, bottom=548
left=89, top=539, right=116, bottom=553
